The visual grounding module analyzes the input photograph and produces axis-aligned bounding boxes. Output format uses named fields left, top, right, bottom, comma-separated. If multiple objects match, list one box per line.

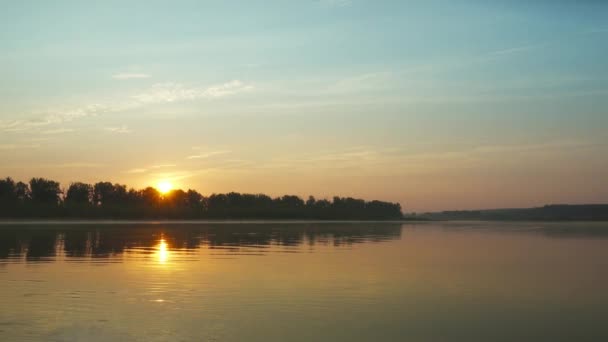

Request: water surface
left=1, top=221, right=607, bottom=341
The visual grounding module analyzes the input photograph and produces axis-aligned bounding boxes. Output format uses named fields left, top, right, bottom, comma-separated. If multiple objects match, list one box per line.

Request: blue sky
left=1, top=1, right=607, bottom=211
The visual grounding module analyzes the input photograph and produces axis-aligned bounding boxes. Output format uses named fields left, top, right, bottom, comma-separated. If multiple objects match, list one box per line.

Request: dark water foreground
left=1, top=221, right=607, bottom=341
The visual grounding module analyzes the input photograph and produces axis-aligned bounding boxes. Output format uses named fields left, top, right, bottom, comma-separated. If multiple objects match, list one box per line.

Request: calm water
left=1, top=221, right=607, bottom=342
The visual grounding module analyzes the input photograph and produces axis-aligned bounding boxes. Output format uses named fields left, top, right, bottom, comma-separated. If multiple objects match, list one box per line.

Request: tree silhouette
left=15, top=181, right=30, bottom=203
left=65, top=182, right=93, bottom=204
left=186, top=189, right=203, bottom=208
left=0, top=176, right=405, bottom=219
left=140, top=187, right=161, bottom=206
left=29, top=178, right=62, bottom=204
left=93, top=182, right=128, bottom=206
left=0, top=177, right=17, bottom=203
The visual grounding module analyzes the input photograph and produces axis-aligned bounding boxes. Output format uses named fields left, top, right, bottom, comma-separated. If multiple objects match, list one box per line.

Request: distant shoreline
left=0, top=219, right=421, bottom=225
left=1, top=218, right=607, bottom=225
left=416, top=204, right=608, bottom=221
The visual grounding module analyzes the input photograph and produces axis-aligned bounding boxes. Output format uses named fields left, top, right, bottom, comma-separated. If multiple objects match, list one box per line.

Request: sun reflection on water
left=157, top=238, right=169, bottom=264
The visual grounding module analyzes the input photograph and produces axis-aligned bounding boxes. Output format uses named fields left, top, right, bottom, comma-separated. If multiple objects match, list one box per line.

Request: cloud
left=0, top=161, right=103, bottom=170
left=112, top=73, right=151, bottom=80
left=470, top=140, right=597, bottom=154
left=301, top=148, right=378, bottom=163
left=0, top=143, right=41, bottom=150
left=104, top=125, right=132, bottom=134
left=1, top=104, right=106, bottom=133
left=487, top=43, right=545, bottom=57
left=125, top=164, right=176, bottom=174
left=150, top=164, right=176, bottom=169
left=126, top=168, right=148, bottom=174
left=44, top=162, right=104, bottom=169
left=249, top=140, right=603, bottom=175
left=329, top=72, right=393, bottom=93
left=186, top=150, right=230, bottom=160
left=2, top=80, right=253, bottom=133
left=255, top=147, right=387, bottom=171
left=42, top=128, right=74, bottom=135
left=131, top=80, right=253, bottom=104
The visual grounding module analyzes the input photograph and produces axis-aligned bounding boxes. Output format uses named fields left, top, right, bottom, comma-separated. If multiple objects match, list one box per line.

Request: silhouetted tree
left=0, top=177, right=17, bottom=203
left=186, top=189, right=203, bottom=208
left=65, top=182, right=93, bottom=204
left=15, top=181, right=30, bottom=203
left=314, top=199, right=331, bottom=208
left=29, top=178, right=62, bottom=204
left=140, top=187, right=161, bottom=206
left=277, top=195, right=305, bottom=208
left=165, top=189, right=187, bottom=207
left=306, top=195, right=316, bottom=207
left=1, top=176, right=405, bottom=219
left=93, top=182, right=128, bottom=206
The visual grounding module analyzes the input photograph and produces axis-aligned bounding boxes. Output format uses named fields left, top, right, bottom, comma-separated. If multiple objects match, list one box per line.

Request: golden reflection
left=156, top=238, right=169, bottom=264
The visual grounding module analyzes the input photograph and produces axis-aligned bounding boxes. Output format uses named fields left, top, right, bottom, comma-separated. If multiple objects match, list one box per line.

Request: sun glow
left=157, top=181, right=173, bottom=194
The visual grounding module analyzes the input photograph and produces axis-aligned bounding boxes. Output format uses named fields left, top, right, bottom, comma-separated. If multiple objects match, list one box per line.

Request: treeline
left=419, top=205, right=608, bottom=221
left=0, top=177, right=403, bottom=220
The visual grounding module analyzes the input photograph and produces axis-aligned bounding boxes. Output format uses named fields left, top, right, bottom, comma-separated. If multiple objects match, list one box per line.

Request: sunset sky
left=1, top=1, right=607, bottom=212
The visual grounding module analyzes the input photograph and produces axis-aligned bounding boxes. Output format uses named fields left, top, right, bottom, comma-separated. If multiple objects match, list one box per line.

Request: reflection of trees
left=0, top=223, right=402, bottom=261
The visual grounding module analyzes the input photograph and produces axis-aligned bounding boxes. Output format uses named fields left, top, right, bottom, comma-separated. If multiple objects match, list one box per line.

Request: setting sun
left=157, top=181, right=173, bottom=194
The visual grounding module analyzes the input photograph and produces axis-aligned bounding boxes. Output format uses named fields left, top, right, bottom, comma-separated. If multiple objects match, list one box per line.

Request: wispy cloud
left=250, top=140, right=603, bottom=175
left=42, top=128, right=74, bottom=135
left=150, top=164, right=176, bottom=169
left=303, top=148, right=378, bottom=163
left=487, top=43, right=546, bottom=57
left=126, top=168, right=148, bottom=174
left=2, top=80, right=253, bottom=133
left=125, top=164, right=176, bottom=174
left=186, top=150, right=230, bottom=160
left=44, top=162, right=104, bottom=169
left=328, top=71, right=393, bottom=93
left=0, top=162, right=104, bottom=170
left=1, top=104, right=106, bottom=133
left=0, top=143, right=41, bottom=151
left=112, top=73, right=151, bottom=80
left=104, top=125, right=132, bottom=134
left=132, top=80, right=253, bottom=104
left=469, top=140, right=597, bottom=154
left=253, top=147, right=387, bottom=171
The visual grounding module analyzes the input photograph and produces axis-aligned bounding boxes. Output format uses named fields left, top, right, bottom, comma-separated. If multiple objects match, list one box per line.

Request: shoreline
left=1, top=219, right=607, bottom=225
left=0, top=219, right=422, bottom=225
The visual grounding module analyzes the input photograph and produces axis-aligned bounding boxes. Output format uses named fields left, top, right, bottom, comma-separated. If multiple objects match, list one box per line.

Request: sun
left=157, top=181, right=173, bottom=194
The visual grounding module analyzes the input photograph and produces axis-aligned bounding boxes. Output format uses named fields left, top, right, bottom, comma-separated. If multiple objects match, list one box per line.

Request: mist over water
left=1, top=222, right=607, bottom=341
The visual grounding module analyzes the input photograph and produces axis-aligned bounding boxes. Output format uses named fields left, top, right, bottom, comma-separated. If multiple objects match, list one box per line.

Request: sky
left=1, top=0, right=607, bottom=212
